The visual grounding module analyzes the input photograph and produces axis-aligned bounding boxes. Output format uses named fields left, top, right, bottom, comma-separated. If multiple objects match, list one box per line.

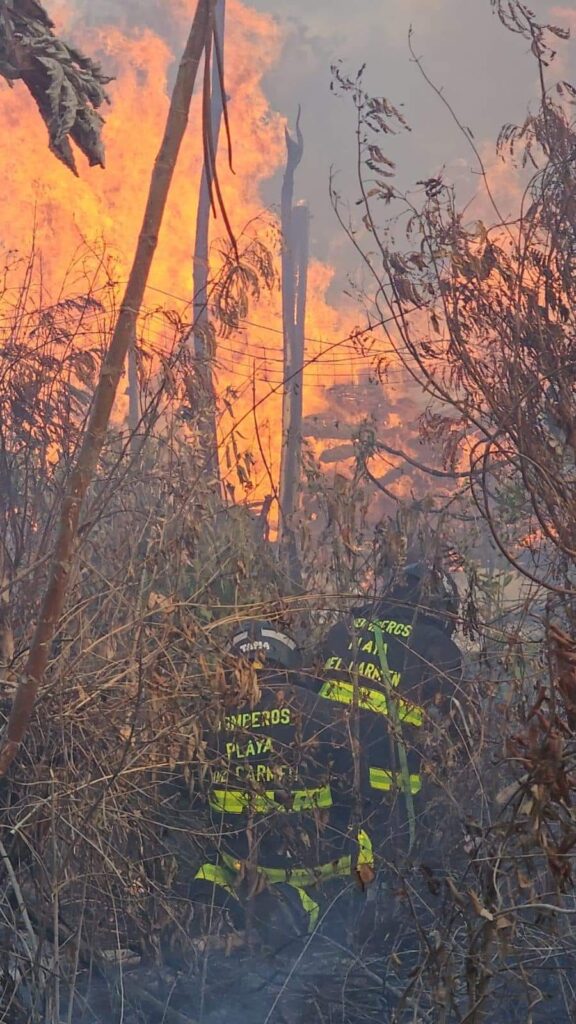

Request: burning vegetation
left=0, top=0, right=575, bottom=1022
left=0, top=0, right=111, bottom=172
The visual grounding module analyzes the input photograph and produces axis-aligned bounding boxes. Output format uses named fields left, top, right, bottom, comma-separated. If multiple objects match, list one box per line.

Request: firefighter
left=313, top=563, right=463, bottom=857
left=191, top=621, right=374, bottom=940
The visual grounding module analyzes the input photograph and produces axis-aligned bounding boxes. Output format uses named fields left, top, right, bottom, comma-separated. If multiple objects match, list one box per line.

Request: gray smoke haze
left=249, top=0, right=573, bottom=282
left=69, top=0, right=574, bottom=288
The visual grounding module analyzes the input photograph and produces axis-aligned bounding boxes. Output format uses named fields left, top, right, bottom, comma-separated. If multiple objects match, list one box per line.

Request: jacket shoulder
left=410, top=625, right=462, bottom=668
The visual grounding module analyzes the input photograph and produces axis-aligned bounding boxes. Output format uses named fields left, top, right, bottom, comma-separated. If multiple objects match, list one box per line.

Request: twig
left=0, top=836, right=38, bottom=958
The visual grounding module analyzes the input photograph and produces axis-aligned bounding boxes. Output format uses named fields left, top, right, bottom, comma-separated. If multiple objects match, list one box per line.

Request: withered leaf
left=468, top=889, right=494, bottom=921
left=367, top=145, right=395, bottom=168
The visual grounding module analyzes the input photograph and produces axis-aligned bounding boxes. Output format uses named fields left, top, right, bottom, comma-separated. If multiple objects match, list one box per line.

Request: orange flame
left=2, top=0, right=432, bottom=509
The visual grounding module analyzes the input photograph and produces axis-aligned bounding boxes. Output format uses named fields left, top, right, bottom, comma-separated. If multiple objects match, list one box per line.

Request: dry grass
left=0, top=267, right=574, bottom=1023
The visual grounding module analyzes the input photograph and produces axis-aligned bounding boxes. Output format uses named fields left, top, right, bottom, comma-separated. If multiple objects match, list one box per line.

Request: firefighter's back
left=203, top=673, right=358, bottom=869
left=188, top=621, right=375, bottom=940
left=314, top=566, right=463, bottom=858
left=321, top=602, right=461, bottom=717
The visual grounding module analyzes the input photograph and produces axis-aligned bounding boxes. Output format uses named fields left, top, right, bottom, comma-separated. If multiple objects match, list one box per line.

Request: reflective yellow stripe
left=209, top=785, right=333, bottom=815
left=290, top=886, right=320, bottom=931
left=319, top=679, right=424, bottom=726
left=357, top=829, right=374, bottom=867
left=221, top=828, right=374, bottom=887
left=292, top=787, right=333, bottom=811
left=194, top=862, right=239, bottom=899
left=221, top=852, right=352, bottom=887
left=194, top=865, right=318, bottom=930
left=369, top=766, right=422, bottom=795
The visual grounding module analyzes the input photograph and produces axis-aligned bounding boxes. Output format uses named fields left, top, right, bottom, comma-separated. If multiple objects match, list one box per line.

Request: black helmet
left=229, top=620, right=302, bottom=670
left=402, top=562, right=459, bottom=635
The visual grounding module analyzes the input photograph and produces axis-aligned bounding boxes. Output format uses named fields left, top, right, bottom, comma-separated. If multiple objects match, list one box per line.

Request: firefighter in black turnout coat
left=314, top=564, right=463, bottom=856
left=193, top=622, right=374, bottom=935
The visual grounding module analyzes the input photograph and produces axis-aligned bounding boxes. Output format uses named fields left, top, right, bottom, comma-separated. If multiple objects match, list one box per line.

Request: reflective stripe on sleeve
left=319, top=679, right=424, bottom=726
left=194, top=862, right=239, bottom=899
left=209, top=784, right=333, bottom=815
left=369, top=766, right=422, bottom=794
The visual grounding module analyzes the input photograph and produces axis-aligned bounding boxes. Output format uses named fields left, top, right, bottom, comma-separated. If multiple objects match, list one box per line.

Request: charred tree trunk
left=278, top=116, right=306, bottom=589
left=0, top=0, right=214, bottom=777
left=191, top=0, right=225, bottom=488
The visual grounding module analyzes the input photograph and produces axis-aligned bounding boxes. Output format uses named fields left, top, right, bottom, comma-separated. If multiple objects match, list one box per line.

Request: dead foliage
left=0, top=0, right=112, bottom=173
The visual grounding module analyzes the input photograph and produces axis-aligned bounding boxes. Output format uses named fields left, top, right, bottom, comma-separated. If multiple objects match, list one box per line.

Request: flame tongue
left=0, top=0, right=400, bottom=502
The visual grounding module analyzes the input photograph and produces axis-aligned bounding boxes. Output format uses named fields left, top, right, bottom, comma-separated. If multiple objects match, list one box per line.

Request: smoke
left=65, top=891, right=396, bottom=1024
left=245, top=0, right=566, bottom=283
left=56, top=0, right=572, bottom=286
left=68, top=0, right=191, bottom=48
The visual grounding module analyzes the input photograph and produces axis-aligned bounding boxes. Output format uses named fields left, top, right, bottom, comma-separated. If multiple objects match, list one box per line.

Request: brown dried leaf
left=468, top=889, right=494, bottom=921
left=496, top=780, right=521, bottom=805
left=367, top=145, right=395, bottom=168
left=356, top=863, right=376, bottom=889
left=446, top=876, right=466, bottom=907
left=393, top=275, right=421, bottom=305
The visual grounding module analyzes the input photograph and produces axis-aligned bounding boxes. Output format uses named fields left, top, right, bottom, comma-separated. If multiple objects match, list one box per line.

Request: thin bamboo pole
left=192, top=0, right=226, bottom=485
left=279, top=201, right=309, bottom=587
left=278, top=115, right=306, bottom=587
